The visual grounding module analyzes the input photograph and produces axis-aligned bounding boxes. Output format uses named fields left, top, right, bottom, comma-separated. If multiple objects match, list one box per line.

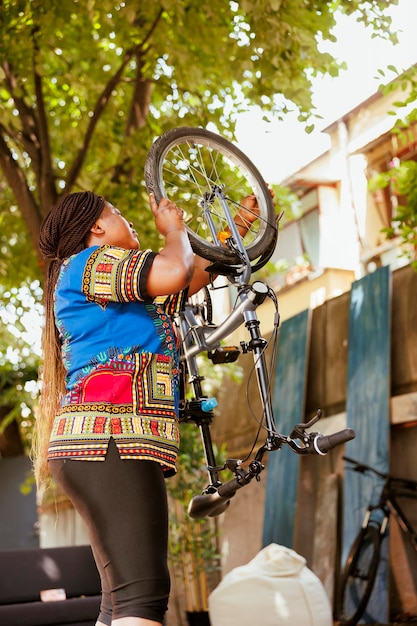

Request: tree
left=0, top=0, right=398, bottom=454
left=0, top=0, right=398, bottom=281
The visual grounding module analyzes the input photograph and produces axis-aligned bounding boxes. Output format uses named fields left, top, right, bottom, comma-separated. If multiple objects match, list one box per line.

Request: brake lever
left=289, top=408, right=322, bottom=440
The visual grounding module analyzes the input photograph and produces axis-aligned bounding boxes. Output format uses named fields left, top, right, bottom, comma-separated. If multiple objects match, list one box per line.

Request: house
left=212, top=72, right=417, bottom=623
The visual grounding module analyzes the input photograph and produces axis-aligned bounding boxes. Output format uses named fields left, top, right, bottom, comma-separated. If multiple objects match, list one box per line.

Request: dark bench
left=0, top=544, right=101, bottom=626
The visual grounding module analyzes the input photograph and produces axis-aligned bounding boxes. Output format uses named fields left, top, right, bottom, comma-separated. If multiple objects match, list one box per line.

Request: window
left=269, top=189, right=319, bottom=288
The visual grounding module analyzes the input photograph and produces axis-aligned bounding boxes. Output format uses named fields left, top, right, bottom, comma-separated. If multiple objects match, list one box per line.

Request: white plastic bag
left=208, top=543, right=332, bottom=626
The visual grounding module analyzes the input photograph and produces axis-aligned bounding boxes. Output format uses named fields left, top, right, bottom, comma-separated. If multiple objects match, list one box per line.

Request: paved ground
left=334, top=617, right=417, bottom=625
left=391, top=617, right=417, bottom=623
left=377, top=618, right=417, bottom=625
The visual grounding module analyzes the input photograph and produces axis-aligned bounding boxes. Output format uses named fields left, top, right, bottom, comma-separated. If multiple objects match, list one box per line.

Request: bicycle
left=144, top=126, right=356, bottom=519
left=336, top=456, right=417, bottom=626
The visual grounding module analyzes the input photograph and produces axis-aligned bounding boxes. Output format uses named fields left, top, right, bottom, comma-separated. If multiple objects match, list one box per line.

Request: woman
left=35, top=190, right=258, bottom=626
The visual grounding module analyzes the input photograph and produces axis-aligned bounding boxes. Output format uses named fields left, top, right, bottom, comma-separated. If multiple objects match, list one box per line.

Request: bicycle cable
left=240, top=287, right=281, bottom=458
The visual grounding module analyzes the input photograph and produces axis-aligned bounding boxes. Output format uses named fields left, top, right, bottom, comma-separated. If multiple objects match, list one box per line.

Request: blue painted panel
left=344, top=266, right=391, bottom=624
left=263, top=309, right=311, bottom=548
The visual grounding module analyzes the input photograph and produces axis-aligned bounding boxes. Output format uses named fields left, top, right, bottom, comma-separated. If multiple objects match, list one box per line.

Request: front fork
left=362, top=506, right=389, bottom=535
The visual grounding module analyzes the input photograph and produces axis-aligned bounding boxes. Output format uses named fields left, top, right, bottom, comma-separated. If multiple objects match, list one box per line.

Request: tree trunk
left=0, top=408, right=25, bottom=457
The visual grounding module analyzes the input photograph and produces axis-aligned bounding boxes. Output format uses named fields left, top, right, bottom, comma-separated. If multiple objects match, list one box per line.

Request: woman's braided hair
left=34, top=191, right=105, bottom=493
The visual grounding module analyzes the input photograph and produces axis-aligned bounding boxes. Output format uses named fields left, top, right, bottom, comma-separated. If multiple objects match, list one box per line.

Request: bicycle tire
left=337, top=525, right=381, bottom=626
left=144, top=127, right=277, bottom=267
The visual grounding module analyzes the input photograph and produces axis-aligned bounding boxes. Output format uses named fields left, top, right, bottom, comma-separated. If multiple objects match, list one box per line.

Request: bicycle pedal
left=208, top=346, right=240, bottom=364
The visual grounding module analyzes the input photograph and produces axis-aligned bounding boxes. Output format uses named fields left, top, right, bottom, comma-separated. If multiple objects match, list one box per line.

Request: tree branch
left=1, top=61, right=41, bottom=171
left=65, top=6, right=164, bottom=191
left=126, top=6, right=163, bottom=132
left=2, top=53, right=58, bottom=217
left=64, top=45, right=141, bottom=191
left=126, top=55, right=152, bottom=133
left=111, top=67, right=152, bottom=184
left=32, top=26, right=57, bottom=212
left=137, top=7, right=164, bottom=50
left=0, top=126, right=43, bottom=257
left=33, top=69, right=57, bottom=212
left=0, top=408, right=24, bottom=457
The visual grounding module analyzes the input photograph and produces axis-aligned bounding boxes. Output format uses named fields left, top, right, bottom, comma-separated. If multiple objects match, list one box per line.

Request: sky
left=236, top=0, right=417, bottom=183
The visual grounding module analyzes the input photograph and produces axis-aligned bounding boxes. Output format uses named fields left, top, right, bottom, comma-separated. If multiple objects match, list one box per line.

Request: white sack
left=208, top=543, right=332, bottom=626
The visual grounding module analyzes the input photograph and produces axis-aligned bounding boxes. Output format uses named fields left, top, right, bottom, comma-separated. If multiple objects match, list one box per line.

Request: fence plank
left=263, top=309, right=311, bottom=548
left=343, top=266, right=391, bottom=624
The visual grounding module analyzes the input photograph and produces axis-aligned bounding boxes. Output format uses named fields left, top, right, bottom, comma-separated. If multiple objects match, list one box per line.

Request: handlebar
left=343, top=456, right=417, bottom=501
left=314, top=429, right=356, bottom=454
left=188, top=476, right=245, bottom=519
left=287, top=411, right=355, bottom=456
left=188, top=462, right=263, bottom=519
left=189, top=425, right=356, bottom=519
left=343, top=456, right=387, bottom=479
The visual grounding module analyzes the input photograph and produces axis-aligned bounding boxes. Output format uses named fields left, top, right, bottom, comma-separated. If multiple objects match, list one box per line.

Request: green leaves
left=370, top=159, right=417, bottom=269
left=0, top=0, right=400, bottom=227
left=0, top=0, right=403, bottom=452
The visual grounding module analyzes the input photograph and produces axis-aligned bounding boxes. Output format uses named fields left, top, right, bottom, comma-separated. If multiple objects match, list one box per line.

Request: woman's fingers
left=149, top=194, right=183, bottom=216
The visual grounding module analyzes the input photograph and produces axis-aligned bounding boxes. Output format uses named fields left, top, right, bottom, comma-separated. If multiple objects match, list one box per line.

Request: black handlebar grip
left=314, top=428, right=355, bottom=454
left=188, top=491, right=232, bottom=519
left=188, top=477, right=243, bottom=519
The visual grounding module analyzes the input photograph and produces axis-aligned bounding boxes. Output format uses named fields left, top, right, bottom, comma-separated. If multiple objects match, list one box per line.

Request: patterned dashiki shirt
left=48, top=245, right=185, bottom=476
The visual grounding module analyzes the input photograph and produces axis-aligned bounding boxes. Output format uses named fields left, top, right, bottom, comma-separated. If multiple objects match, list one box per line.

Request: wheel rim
left=154, top=133, right=272, bottom=260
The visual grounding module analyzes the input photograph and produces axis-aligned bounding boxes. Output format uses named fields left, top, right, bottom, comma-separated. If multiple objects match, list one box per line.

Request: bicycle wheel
left=337, top=525, right=381, bottom=626
left=187, top=286, right=214, bottom=326
left=144, top=127, right=277, bottom=267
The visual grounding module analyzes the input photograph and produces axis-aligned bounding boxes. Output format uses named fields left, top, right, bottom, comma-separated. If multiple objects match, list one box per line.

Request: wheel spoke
left=144, top=127, right=277, bottom=269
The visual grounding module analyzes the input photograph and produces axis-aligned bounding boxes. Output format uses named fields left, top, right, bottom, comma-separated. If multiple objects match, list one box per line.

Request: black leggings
left=49, top=438, right=170, bottom=625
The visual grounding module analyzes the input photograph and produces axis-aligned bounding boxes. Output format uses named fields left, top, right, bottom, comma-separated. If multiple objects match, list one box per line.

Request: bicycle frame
left=338, top=457, right=417, bottom=625
left=345, top=457, right=417, bottom=547
left=382, top=478, right=417, bottom=549
left=175, top=188, right=355, bottom=519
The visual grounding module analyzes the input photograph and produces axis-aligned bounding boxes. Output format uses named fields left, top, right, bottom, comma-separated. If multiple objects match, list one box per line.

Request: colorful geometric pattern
left=48, top=245, right=189, bottom=475
left=82, top=246, right=156, bottom=307
left=48, top=351, right=179, bottom=474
